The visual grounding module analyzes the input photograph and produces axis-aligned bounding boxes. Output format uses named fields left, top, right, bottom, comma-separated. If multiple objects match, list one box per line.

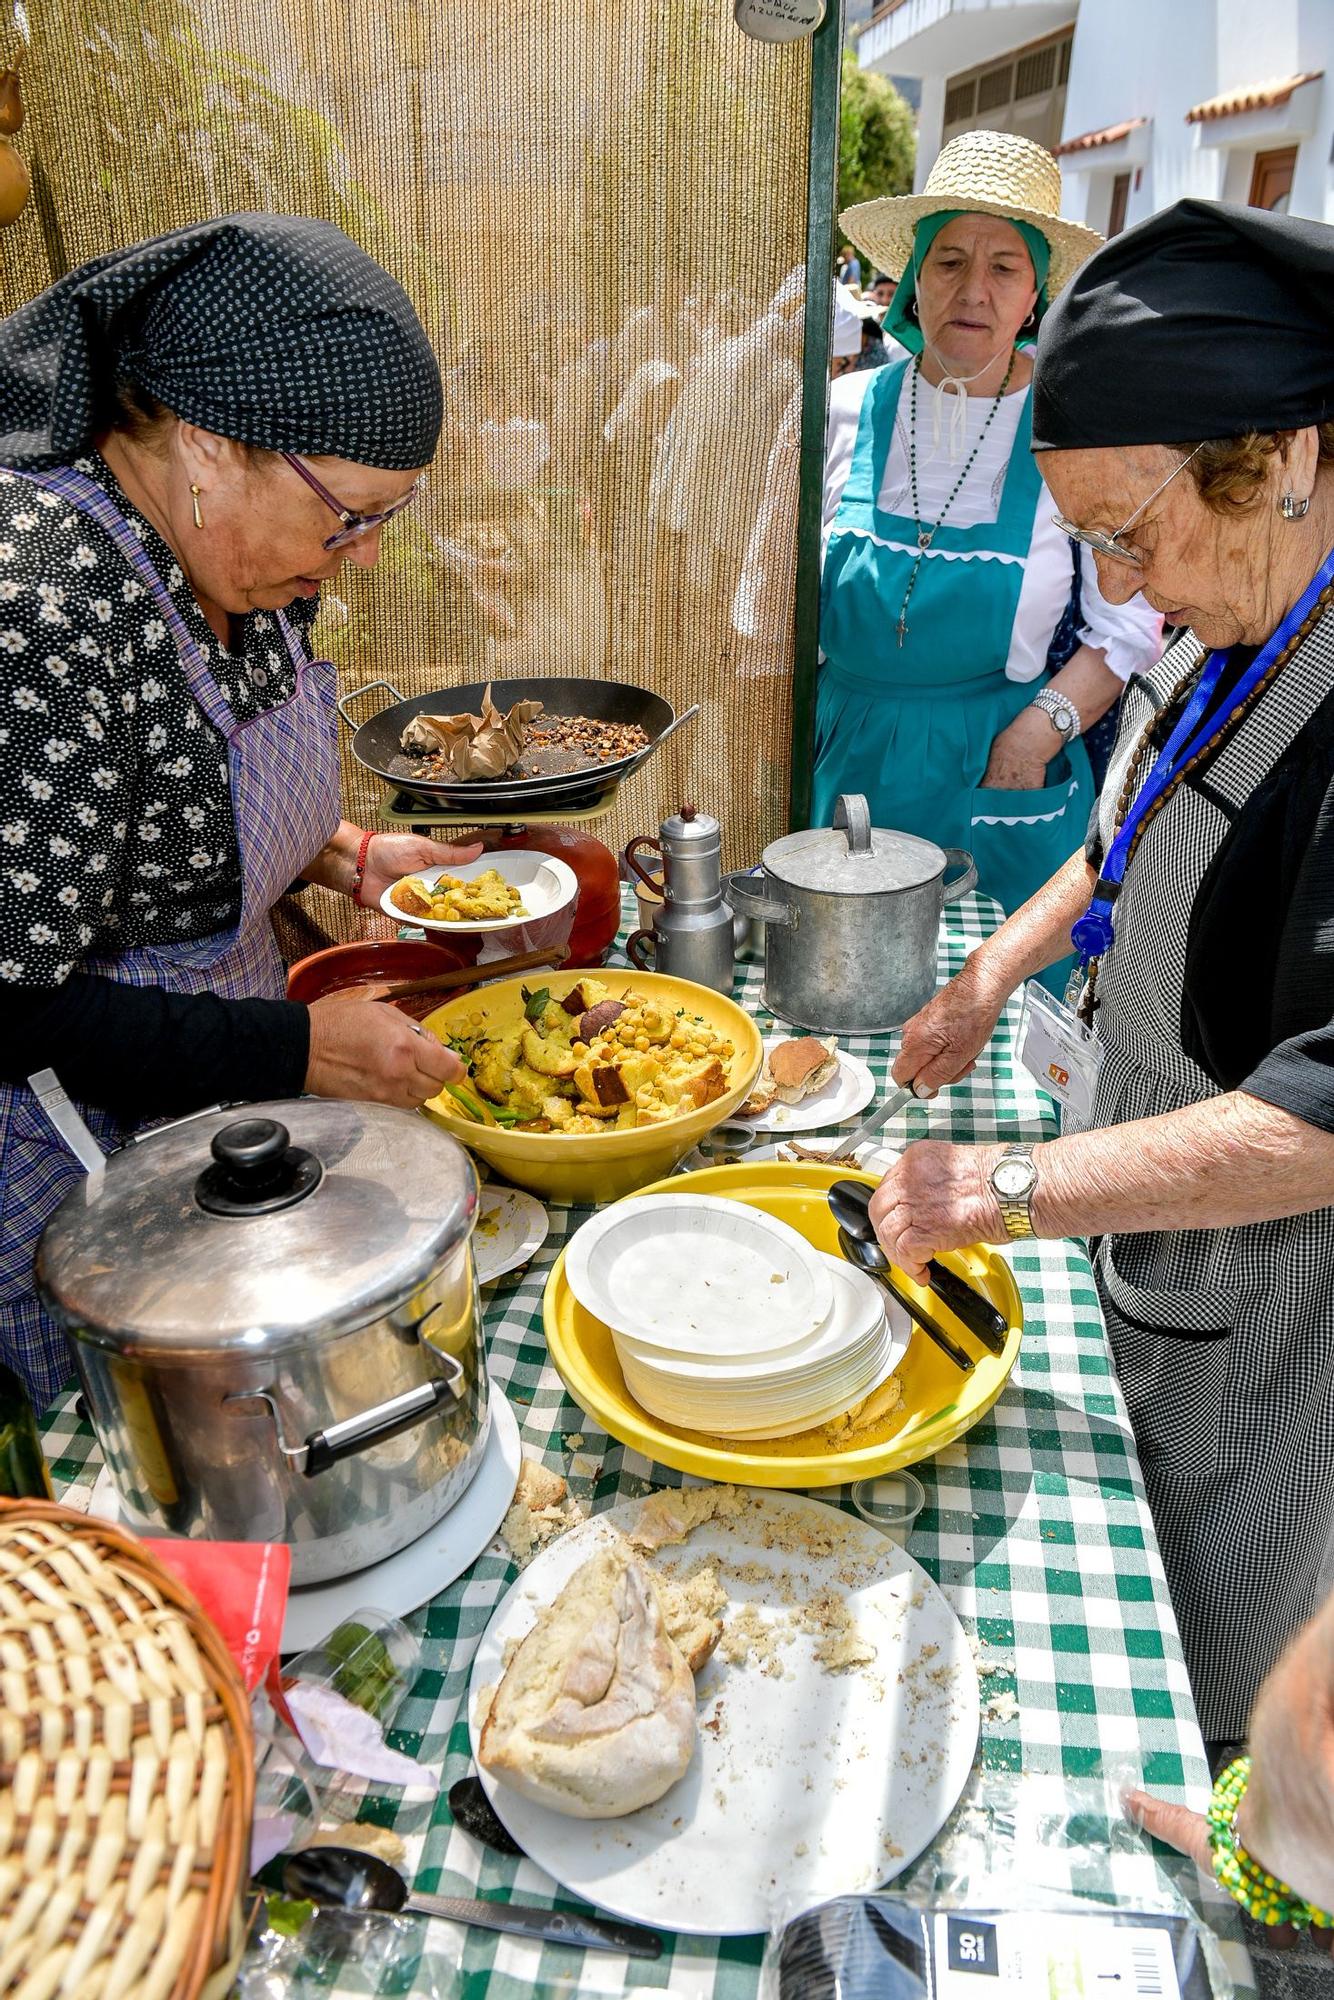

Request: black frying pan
left=338, top=675, right=697, bottom=813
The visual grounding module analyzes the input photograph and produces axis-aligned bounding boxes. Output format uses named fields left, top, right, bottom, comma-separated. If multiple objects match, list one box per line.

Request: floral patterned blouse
left=0, top=454, right=315, bottom=988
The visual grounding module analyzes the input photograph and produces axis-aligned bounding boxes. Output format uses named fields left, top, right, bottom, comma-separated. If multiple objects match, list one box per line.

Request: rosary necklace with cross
left=896, top=349, right=1017, bottom=647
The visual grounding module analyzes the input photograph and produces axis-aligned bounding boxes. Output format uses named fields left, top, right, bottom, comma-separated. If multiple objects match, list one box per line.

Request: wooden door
left=1249, top=146, right=1297, bottom=211
left=1107, top=172, right=1131, bottom=236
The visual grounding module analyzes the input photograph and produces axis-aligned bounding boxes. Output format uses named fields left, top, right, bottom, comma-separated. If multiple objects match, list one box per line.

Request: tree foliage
left=838, top=48, right=915, bottom=232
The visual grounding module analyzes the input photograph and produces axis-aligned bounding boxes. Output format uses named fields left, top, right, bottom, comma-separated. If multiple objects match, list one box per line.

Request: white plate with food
left=564, top=1194, right=833, bottom=1358
left=468, top=1485, right=979, bottom=1935
left=723, top=1037, right=875, bottom=1134
left=688, top=1137, right=903, bottom=1174
left=472, top=1186, right=549, bottom=1284
left=381, top=851, right=578, bottom=933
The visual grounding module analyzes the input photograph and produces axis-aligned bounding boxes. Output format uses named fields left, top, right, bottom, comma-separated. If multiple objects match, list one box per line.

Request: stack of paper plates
left=563, top=1195, right=909, bottom=1439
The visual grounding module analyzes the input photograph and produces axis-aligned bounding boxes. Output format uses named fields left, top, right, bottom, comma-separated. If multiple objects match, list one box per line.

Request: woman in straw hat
left=870, top=198, right=1334, bottom=1752
left=817, top=132, right=1163, bottom=984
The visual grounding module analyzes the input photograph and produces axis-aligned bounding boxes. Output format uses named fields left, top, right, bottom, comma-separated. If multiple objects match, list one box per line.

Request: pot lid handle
left=832, top=793, right=872, bottom=858
left=195, top=1116, right=324, bottom=1218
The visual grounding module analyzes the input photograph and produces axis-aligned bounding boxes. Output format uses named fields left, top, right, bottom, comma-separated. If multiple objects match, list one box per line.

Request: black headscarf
left=1032, top=198, right=1334, bottom=451
left=0, top=213, right=443, bottom=471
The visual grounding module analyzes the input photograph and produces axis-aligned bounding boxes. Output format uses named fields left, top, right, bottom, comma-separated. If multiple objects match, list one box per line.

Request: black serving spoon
left=827, top=1180, right=1008, bottom=1355
left=836, top=1225, right=974, bottom=1374
left=448, top=1774, right=523, bottom=1857
left=283, top=1846, right=663, bottom=1960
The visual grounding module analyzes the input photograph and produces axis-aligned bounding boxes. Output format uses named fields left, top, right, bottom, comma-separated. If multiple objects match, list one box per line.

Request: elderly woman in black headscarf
left=865, top=200, right=1334, bottom=1748
left=0, top=214, right=479, bottom=1403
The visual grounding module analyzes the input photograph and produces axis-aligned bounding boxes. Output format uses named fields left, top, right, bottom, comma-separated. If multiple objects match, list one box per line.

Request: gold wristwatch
left=990, top=1145, right=1038, bottom=1240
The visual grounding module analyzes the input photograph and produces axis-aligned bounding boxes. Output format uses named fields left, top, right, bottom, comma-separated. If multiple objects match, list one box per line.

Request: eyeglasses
left=279, top=451, right=422, bottom=550
left=1051, top=444, right=1204, bottom=567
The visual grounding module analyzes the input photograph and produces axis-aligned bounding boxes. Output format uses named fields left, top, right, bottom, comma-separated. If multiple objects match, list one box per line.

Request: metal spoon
left=835, top=1226, right=974, bottom=1373
left=283, top=1846, right=663, bottom=1960
left=827, top=1181, right=1008, bottom=1354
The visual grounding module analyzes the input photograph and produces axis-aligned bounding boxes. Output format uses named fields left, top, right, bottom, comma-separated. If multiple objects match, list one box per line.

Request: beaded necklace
left=1077, top=573, right=1334, bottom=1023
left=896, top=350, right=1017, bottom=648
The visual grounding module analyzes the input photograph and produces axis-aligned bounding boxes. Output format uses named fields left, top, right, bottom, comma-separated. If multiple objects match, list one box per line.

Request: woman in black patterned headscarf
left=0, top=214, right=479, bottom=1404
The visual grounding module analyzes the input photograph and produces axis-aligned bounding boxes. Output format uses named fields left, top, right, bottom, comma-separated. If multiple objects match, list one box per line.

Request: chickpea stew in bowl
left=420, top=973, right=765, bottom=1204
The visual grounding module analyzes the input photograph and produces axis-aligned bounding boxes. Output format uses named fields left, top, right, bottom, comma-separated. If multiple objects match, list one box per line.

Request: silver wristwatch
left=990, top=1145, right=1038, bottom=1240
left=1033, top=687, right=1082, bottom=743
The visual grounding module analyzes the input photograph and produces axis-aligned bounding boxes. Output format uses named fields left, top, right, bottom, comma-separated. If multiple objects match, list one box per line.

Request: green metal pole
left=787, top=0, right=842, bottom=832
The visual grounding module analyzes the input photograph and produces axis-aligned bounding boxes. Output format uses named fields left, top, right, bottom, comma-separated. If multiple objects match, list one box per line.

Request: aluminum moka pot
left=726, top=794, right=976, bottom=1032
left=624, top=806, right=736, bottom=995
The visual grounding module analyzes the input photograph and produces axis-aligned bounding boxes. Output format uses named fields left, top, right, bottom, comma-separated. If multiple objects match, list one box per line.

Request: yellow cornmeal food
left=454, top=977, right=734, bottom=1133
left=391, top=868, right=526, bottom=923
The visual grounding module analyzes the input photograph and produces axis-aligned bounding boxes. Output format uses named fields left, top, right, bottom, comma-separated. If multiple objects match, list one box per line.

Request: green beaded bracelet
left=1206, top=1755, right=1334, bottom=1931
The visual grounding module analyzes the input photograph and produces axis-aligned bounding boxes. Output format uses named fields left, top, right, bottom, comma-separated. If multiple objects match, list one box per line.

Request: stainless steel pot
left=726, top=794, right=977, bottom=1033
left=35, top=1100, right=488, bottom=1586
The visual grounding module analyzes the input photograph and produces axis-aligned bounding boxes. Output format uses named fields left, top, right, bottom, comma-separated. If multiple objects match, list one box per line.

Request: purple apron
left=0, top=466, right=342, bottom=1404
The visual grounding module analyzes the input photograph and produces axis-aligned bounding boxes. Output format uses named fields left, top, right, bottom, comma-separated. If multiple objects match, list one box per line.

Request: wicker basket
left=0, top=1499, right=254, bottom=2000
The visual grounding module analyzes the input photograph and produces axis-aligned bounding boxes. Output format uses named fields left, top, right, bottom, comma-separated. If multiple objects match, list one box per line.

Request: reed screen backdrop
left=1, top=1, right=813, bottom=941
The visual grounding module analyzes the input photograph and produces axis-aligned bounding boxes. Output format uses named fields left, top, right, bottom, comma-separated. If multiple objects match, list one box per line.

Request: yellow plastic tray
left=542, top=1162, right=1023, bottom=1487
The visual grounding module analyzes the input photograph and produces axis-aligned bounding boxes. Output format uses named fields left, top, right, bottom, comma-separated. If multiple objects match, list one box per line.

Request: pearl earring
left=1280, top=491, right=1310, bottom=521
left=190, top=483, right=204, bottom=530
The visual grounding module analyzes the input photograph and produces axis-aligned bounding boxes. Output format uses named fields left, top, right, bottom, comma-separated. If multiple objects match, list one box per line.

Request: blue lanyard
left=1071, top=546, right=1334, bottom=964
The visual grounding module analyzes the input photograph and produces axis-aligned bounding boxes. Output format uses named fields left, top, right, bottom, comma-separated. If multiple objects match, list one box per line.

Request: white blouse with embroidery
left=821, top=368, right=1164, bottom=684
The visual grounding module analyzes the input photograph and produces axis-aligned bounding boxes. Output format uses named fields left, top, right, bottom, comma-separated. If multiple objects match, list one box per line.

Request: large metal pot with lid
left=35, top=1099, right=488, bottom=1586
left=726, top=794, right=977, bottom=1033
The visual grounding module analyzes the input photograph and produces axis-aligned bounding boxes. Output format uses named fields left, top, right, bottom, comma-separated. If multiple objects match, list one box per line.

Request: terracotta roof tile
left=1053, top=117, right=1147, bottom=157
left=1185, top=72, right=1323, bottom=124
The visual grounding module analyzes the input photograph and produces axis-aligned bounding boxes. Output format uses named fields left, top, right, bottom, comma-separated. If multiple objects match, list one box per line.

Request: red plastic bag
left=146, top=1538, right=290, bottom=1692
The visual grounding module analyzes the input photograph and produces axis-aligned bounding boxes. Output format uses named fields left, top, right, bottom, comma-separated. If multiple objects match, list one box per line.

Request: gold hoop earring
left=190, top=483, right=204, bottom=530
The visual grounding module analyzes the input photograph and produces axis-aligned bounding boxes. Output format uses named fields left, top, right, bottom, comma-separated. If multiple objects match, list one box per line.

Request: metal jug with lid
left=624, top=807, right=736, bottom=995
left=726, top=794, right=977, bottom=1032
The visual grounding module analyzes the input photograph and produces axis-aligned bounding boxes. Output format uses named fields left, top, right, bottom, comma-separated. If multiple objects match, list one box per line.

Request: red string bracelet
left=349, top=829, right=375, bottom=908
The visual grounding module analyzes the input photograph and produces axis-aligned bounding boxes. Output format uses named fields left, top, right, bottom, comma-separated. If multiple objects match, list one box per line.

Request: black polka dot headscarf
left=0, top=213, right=443, bottom=471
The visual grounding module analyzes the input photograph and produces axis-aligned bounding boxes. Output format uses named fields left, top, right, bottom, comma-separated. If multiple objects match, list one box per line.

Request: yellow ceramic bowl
left=543, top=1162, right=1024, bottom=1485
left=421, top=972, right=764, bottom=1205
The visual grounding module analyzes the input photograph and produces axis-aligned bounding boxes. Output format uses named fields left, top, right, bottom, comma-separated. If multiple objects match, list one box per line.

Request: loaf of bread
left=479, top=1543, right=697, bottom=1818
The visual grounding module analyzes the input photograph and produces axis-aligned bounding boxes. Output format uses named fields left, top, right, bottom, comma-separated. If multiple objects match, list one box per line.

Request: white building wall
left=1058, top=0, right=1334, bottom=230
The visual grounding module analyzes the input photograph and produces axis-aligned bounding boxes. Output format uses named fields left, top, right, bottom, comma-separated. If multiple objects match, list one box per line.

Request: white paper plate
left=473, top=1186, right=549, bottom=1284
left=720, top=1039, right=876, bottom=1134
left=86, top=1385, right=522, bottom=1653
left=564, top=1194, right=833, bottom=1358
left=469, top=1488, right=979, bottom=1935
left=381, top=851, right=578, bottom=933
left=682, top=1137, right=902, bottom=1176
left=613, top=1255, right=892, bottom=1386
left=621, top=1341, right=898, bottom=1438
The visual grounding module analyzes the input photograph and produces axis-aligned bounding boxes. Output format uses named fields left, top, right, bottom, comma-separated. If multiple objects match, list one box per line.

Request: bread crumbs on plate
left=499, top=1457, right=585, bottom=1565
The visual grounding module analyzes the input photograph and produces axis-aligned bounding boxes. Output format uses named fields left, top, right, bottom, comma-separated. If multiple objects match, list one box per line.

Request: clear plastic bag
left=761, top=1774, right=1252, bottom=2000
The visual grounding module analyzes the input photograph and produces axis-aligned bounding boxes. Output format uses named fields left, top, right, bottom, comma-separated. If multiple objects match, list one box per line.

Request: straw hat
left=841, top=130, right=1103, bottom=297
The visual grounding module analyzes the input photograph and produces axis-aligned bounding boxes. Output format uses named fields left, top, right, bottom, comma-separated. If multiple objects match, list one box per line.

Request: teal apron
left=815, top=359, right=1092, bottom=991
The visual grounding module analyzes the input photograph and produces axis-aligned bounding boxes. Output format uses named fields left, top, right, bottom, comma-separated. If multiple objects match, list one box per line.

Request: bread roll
left=479, top=1544, right=697, bottom=1818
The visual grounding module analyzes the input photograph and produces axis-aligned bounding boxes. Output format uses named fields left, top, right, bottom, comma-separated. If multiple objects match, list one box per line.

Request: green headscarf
left=884, top=209, right=1051, bottom=355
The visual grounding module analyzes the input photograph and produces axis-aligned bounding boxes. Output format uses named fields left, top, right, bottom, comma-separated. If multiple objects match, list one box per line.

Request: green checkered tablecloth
left=40, top=890, right=1246, bottom=1999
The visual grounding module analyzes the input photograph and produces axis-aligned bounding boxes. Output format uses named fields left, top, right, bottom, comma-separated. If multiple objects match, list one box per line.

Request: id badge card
left=1019, top=979, right=1104, bottom=1124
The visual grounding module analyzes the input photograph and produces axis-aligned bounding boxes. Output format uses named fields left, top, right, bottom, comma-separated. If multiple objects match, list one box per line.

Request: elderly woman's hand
left=304, top=987, right=465, bottom=1109
left=891, top=955, right=1009, bottom=1096
left=868, top=1140, right=1006, bottom=1282
left=358, top=833, right=484, bottom=910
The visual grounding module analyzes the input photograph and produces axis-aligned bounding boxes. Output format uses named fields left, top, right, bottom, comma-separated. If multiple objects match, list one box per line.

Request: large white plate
left=473, top=1186, right=549, bottom=1285
left=564, top=1194, right=834, bottom=1358
left=86, top=1386, right=523, bottom=1654
left=720, top=1039, right=876, bottom=1134
left=469, top=1488, right=979, bottom=1935
left=381, top=851, right=578, bottom=934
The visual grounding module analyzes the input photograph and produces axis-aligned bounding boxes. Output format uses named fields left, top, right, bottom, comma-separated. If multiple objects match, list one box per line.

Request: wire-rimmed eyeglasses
left=1051, top=444, right=1204, bottom=566
left=279, top=451, right=422, bottom=550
